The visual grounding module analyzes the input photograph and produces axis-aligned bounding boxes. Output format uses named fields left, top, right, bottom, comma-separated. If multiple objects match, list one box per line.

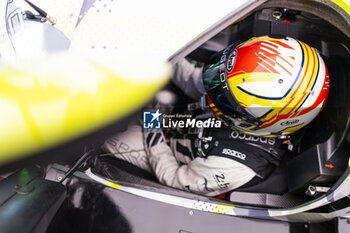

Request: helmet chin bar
left=219, top=113, right=291, bottom=139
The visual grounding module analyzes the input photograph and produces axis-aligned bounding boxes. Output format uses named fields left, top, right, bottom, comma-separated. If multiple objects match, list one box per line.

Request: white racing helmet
left=203, top=36, right=330, bottom=137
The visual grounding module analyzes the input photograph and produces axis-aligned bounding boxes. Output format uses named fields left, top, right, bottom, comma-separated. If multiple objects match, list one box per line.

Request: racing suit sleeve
left=102, top=125, right=153, bottom=174
left=172, top=59, right=206, bottom=100
left=145, top=130, right=257, bottom=197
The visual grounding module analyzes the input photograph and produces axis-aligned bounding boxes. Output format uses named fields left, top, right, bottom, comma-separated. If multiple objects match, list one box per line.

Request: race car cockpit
left=1, top=0, right=350, bottom=233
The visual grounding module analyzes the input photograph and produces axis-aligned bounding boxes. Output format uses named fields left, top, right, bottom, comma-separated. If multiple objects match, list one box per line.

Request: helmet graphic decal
left=203, top=36, right=330, bottom=137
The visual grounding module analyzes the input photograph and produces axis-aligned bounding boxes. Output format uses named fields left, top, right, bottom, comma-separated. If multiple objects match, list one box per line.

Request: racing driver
left=103, top=36, right=330, bottom=196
